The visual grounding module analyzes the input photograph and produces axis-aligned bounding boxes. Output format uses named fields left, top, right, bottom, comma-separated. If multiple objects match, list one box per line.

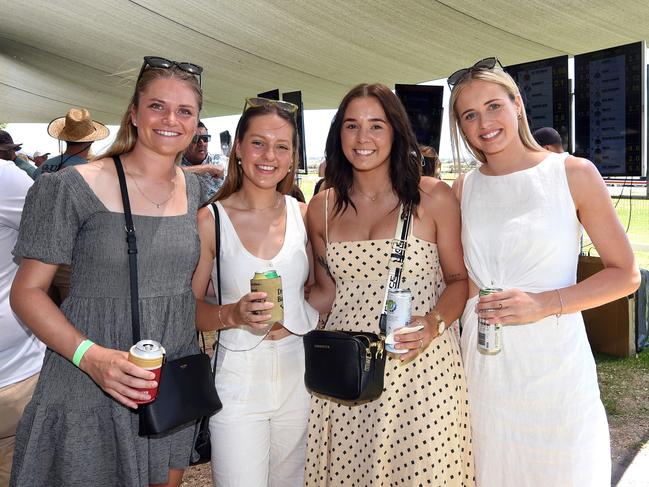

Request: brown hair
left=99, top=66, right=202, bottom=161
left=213, top=103, right=298, bottom=202
left=325, top=83, right=421, bottom=216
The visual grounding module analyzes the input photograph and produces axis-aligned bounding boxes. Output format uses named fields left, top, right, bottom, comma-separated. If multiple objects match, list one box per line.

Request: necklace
left=127, top=168, right=177, bottom=208
left=239, top=193, right=282, bottom=211
left=353, top=187, right=392, bottom=202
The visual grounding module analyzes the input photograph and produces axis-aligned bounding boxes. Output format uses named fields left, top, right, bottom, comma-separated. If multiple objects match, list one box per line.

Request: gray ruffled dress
left=10, top=168, right=203, bottom=487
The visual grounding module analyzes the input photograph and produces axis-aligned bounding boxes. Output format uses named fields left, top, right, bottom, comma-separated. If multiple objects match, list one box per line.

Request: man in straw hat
left=0, top=130, right=36, bottom=179
left=34, top=108, right=109, bottom=180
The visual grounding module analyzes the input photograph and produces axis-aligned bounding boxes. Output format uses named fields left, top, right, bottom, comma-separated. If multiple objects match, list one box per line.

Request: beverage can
left=128, top=339, right=165, bottom=404
left=384, top=289, right=412, bottom=354
left=477, top=287, right=504, bottom=355
left=250, top=270, right=284, bottom=325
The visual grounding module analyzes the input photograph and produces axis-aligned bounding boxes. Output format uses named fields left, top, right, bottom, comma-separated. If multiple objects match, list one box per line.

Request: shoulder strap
left=324, top=188, right=330, bottom=244
left=113, top=155, right=141, bottom=344
left=210, top=202, right=222, bottom=374
left=378, top=205, right=412, bottom=335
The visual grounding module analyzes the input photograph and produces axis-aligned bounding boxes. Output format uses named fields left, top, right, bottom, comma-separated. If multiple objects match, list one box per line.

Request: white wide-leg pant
left=209, top=334, right=309, bottom=487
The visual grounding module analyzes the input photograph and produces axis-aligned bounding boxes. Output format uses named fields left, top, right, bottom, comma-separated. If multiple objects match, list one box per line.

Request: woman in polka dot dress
left=305, top=83, right=475, bottom=486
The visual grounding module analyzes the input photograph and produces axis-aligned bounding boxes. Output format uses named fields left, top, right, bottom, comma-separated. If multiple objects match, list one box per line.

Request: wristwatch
left=431, top=310, right=446, bottom=335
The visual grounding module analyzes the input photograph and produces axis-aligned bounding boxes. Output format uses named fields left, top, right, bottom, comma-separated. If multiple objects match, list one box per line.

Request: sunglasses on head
left=137, top=56, right=203, bottom=87
left=243, top=97, right=299, bottom=116
left=447, top=57, right=503, bottom=89
left=192, top=134, right=211, bottom=144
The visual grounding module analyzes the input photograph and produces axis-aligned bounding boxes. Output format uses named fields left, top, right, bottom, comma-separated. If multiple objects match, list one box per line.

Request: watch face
left=438, top=320, right=446, bottom=335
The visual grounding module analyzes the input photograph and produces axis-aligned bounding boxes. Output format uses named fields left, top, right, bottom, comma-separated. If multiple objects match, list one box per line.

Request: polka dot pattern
left=305, top=237, right=475, bottom=486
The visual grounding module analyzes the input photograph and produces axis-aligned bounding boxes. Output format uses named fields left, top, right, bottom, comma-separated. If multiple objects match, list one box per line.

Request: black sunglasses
left=192, top=134, right=211, bottom=144
left=137, top=56, right=203, bottom=87
left=447, top=57, right=503, bottom=89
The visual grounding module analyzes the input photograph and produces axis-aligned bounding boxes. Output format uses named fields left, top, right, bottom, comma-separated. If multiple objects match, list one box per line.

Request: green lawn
left=586, top=197, right=649, bottom=269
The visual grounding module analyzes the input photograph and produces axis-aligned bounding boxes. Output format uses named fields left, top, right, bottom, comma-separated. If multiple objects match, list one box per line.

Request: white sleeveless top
left=208, top=195, right=318, bottom=351
left=461, top=151, right=581, bottom=293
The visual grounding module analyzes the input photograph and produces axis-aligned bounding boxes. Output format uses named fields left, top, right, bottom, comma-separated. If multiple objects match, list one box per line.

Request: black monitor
left=282, top=90, right=308, bottom=173
left=257, top=89, right=280, bottom=100
left=574, top=41, right=646, bottom=177
left=394, top=84, right=444, bottom=152
left=504, top=55, right=570, bottom=152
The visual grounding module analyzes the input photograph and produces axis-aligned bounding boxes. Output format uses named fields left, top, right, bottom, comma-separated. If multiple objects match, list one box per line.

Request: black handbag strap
left=113, top=155, right=141, bottom=344
left=211, top=202, right=222, bottom=374
left=378, top=205, right=413, bottom=335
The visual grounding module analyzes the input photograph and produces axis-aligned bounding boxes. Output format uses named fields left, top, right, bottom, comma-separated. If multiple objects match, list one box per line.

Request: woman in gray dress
left=9, top=57, right=204, bottom=487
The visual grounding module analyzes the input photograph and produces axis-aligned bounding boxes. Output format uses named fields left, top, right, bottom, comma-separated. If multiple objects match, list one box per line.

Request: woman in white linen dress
left=448, top=59, right=640, bottom=486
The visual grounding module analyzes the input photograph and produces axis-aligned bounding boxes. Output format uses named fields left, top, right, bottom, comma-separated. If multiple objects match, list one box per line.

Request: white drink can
left=384, top=289, right=412, bottom=354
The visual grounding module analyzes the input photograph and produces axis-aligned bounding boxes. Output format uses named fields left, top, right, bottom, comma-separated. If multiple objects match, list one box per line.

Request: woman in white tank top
left=447, top=59, right=640, bottom=486
left=191, top=97, right=318, bottom=487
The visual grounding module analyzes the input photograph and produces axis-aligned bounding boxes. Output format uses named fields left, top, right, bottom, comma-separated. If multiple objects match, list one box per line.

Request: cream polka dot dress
left=305, top=236, right=475, bottom=486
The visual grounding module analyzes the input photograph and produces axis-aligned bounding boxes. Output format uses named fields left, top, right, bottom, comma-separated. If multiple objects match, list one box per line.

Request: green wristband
left=72, top=339, right=95, bottom=367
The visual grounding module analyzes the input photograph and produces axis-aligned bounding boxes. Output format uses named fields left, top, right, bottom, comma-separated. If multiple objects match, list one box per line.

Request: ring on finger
left=419, top=338, right=424, bottom=349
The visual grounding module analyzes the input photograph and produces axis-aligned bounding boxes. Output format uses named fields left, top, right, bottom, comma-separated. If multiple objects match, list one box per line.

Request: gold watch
left=431, top=310, right=446, bottom=335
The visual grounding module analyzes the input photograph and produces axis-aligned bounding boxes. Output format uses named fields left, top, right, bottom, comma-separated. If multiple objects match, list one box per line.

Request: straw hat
left=47, top=108, right=109, bottom=142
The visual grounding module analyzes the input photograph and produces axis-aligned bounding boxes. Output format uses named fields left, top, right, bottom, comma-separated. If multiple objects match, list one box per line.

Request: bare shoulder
left=197, top=205, right=216, bottom=236
left=420, top=176, right=455, bottom=207
left=298, top=201, right=308, bottom=219
left=306, top=189, right=328, bottom=235
left=451, top=173, right=465, bottom=202
left=564, top=155, right=607, bottom=205
left=74, top=157, right=113, bottom=177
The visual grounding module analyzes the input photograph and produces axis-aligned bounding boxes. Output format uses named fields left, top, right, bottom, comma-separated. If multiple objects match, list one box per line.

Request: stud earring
left=237, top=158, right=242, bottom=165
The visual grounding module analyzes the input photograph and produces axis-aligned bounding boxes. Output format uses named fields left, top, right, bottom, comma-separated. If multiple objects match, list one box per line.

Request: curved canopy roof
left=2, top=0, right=649, bottom=123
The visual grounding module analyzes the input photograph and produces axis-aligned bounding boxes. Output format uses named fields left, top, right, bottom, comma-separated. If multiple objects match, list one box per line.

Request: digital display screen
left=282, top=90, right=308, bottom=173
left=504, top=55, right=570, bottom=152
left=394, top=84, right=444, bottom=152
left=574, top=42, right=645, bottom=177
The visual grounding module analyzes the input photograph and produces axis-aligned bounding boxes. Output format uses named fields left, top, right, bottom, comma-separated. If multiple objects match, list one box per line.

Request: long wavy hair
left=448, top=67, right=542, bottom=166
left=99, top=65, right=202, bottom=161
left=213, top=103, right=298, bottom=202
left=325, top=83, right=421, bottom=216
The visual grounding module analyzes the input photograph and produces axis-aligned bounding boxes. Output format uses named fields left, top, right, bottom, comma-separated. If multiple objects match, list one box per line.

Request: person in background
left=532, top=126, right=565, bottom=154
left=192, top=97, right=318, bottom=487
left=419, top=144, right=442, bottom=178
left=181, top=121, right=225, bottom=200
left=34, top=107, right=109, bottom=180
left=0, top=131, right=36, bottom=179
left=30, top=152, right=50, bottom=168
left=305, top=83, right=474, bottom=485
left=448, top=57, right=640, bottom=486
left=9, top=56, right=205, bottom=487
left=0, top=160, right=45, bottom=486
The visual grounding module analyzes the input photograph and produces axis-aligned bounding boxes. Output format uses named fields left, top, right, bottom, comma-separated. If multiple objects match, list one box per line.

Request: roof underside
left=2, top=0, right=649, bottom=123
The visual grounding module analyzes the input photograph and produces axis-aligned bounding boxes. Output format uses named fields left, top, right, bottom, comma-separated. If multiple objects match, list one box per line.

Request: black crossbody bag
left=112, top=155, right=222, bottom=436
left=303, top=204, right=412, bottom=401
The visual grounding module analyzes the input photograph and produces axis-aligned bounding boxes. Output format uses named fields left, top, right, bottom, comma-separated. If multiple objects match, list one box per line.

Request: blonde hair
left=449, top=67, right=543, bottom=166
left=213, top=104, right=298, bottom=202
left=99, top=66, right=202, bottom=162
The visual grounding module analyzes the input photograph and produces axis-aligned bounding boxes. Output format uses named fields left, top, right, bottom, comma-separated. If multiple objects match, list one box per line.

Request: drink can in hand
left=128, top=339, right=165, bottom=404
left=250, top=270, right=284, bottom=325
left=477, top=287, right=504, bottom=355
left=384, top=289, right=412, bottom=354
